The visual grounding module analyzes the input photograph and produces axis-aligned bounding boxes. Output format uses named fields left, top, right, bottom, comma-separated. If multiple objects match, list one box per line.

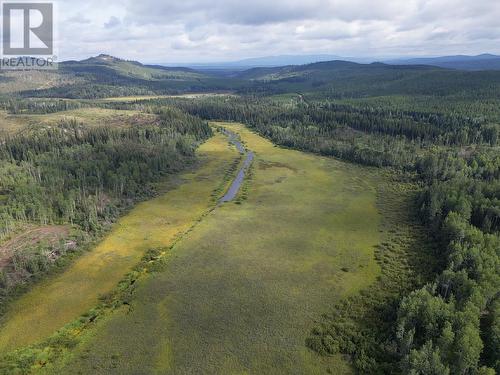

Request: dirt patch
left=0, top=225, right=70, bottom=270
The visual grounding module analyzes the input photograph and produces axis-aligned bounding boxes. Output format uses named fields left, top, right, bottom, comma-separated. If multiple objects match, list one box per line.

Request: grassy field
left=24, top=108, right=157, bottom=127
left=45, top=123, right=386, bottom=374
left=98, top=93, right=237, bottom=102
left=0, top=108, right=159, bottom=137
left=0, top=131, right=239, bottom=354
left=98, top=95, right=173, bottom=102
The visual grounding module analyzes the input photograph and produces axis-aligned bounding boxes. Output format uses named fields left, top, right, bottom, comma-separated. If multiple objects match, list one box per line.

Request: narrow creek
left=219, top=129, right=254, bottom=202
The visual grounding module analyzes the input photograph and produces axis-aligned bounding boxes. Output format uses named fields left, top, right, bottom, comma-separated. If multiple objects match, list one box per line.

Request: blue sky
left=56, top=0, right=500, bottom=63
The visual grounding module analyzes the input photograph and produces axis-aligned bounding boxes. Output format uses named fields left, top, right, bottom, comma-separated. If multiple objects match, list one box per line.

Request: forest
left=0, top=107, right=211, bottom=296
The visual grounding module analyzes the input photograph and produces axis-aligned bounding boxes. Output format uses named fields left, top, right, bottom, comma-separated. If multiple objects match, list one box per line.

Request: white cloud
left=56, top=0, right=500, bottom=62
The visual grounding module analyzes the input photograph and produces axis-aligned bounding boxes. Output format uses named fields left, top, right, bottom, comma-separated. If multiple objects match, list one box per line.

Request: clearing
left=0, top=226, right=70, bottom=271
left=0, top=108, right=159, bottom=136
left=98, top=93, right=236, bottom=102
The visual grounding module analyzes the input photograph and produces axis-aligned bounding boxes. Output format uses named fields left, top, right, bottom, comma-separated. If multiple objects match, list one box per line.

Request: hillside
left=387, top=54, right=500, bottom=71
left=5, top=56, right=500, bottom=101
left=63, top=54, right=205, bottom=80
left=0, top=55, right=239, bottom=99
left=237, top=60, right=500, bottom=98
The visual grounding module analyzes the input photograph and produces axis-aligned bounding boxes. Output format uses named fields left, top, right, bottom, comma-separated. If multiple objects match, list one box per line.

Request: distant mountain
left=163, top=53, right=500, bottom=72
left=385, top=54, right=500, bottom=71
left=9, top=53, right=500, bottom=99
left=161, top=54, right=375, bottom=70
left=159, top=53, right=500, bottom=71
left=14, top=55, right=224, bottom=99
left=223, top=54, right=349, bottom=67
left=78, top=53, right=124, bottom=64
left=234, top=59, right=500, bottom=98
left=63, top=54, right=204, bottom=79
left=237, top=59, right=439, bottom=80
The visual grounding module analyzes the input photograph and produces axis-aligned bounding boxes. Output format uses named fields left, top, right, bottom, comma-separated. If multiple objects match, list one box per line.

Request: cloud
left=125, top=0, right=408, bottom=26
left=104, top=16, right=121, bottom=29
left=54, top=0, right=500, bottom=62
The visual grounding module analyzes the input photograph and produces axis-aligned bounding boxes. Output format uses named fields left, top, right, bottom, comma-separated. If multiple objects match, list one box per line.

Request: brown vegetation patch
left=258, top=160, right=297, bottom=172
left=0, top=225, right=70, bottom=270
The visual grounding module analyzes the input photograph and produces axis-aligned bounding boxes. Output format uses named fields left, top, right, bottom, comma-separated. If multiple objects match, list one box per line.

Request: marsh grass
left=306, top=175, right=439, bottom=373
left=46, top=123, right=386, bottom=374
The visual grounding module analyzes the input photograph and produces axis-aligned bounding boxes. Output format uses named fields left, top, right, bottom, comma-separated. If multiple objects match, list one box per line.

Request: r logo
left=2, top=2, right=53, bottom=55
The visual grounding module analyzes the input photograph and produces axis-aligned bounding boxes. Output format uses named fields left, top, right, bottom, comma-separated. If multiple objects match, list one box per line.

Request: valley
left=0, top=52, right=498, bottom=374
left=26, top=122, right=388, bottom=374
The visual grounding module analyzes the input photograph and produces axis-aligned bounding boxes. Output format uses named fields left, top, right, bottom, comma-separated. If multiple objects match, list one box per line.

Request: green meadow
left=45, top=123, right=386, bottom=374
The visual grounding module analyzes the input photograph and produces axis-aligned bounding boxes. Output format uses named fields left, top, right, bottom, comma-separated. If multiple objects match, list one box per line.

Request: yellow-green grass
left=51, top=123, right=385, bottom=374
left=0, top=131, right=239, bottom=354
left=98, top=95, right=174, bottom=102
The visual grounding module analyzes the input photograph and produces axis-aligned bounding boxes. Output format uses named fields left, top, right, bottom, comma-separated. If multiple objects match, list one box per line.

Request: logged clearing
left=0, top=131, right=239, bottom=353
left=0, top=108, right=159, bottom=138
left=0, top=70, right=80, bottom=94
left=25, top=108, right=158, bottom=128
left=49, top=123, right=385, bottom=374
left=4, top=108, right=158, bottom=134
left=0, top=226, right=70, bottom=270
left=99, top=93, right=236, bottom=102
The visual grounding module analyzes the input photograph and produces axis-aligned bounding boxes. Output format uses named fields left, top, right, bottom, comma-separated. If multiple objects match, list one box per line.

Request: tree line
left=134, top=96, right=497, bottom=170
left=396, top=149, right=499, bottom=374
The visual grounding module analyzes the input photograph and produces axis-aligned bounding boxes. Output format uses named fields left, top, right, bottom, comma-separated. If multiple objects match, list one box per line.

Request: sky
left=54, top=0, right=500, bottom=63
